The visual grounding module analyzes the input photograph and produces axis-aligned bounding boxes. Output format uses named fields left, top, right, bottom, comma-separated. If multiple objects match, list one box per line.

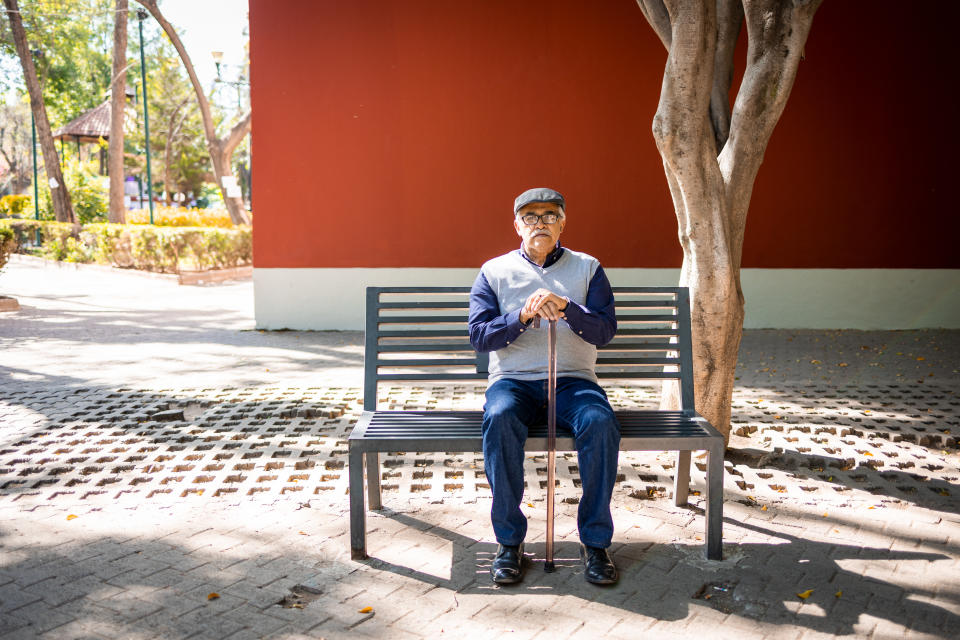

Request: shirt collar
left=520, top=242, right=565, bottom=268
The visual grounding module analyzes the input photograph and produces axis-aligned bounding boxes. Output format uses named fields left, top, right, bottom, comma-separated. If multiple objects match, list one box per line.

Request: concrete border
left=252, top=267, right=960, bottom=330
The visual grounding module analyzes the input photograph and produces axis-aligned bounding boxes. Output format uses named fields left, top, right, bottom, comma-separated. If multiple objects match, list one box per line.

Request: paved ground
left=1, top=257, right=959, bottom=639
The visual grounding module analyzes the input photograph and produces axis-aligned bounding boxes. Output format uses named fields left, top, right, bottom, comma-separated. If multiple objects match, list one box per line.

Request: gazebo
left=52, top=100, right=111, bottom=174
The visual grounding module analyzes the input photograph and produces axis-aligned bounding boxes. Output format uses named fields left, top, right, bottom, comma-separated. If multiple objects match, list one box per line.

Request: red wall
left=249, top=0, right=959, bottom=269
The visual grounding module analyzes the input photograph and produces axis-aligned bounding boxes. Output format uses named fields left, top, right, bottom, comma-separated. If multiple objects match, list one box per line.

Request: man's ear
left=513, top=216, right=522, bottom=237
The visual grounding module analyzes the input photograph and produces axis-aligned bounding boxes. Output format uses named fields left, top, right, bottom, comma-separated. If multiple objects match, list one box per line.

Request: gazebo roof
left=52, top=100, right=111, bottom=143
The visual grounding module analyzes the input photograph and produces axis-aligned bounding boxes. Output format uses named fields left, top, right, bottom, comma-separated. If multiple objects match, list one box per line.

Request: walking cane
left=535, top=316, right=558, bottom=573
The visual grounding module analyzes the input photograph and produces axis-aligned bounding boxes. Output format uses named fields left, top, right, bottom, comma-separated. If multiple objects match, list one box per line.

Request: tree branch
left=719, top=0, right=823, bottom=271
left=221, top=111, right=250, bottom=160
left=709, top=0, right=743, bottom=155
left=636, top=0, right=672, bottom=49
left=134, top=1, right=217, bottom=146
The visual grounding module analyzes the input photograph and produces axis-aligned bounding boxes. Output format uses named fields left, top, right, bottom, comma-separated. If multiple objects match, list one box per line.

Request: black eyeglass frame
left=516, top=211, right=564, bottom=226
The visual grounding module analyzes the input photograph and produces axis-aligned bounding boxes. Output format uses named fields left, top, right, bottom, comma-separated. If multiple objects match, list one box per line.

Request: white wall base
left=253, top=267, right=960, bottom=330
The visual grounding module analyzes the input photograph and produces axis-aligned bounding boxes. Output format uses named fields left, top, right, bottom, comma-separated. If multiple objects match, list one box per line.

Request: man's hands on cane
left=520, top=288, right=568, bottom=324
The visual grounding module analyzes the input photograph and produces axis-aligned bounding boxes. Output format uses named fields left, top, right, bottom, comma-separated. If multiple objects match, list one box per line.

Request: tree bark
left=134, top=0, right=251, bottom=225
left=108, top=0, right=128, bottom=223
left=637, top=0, right=823, bottom=440
left=2, top=0, right=75, bottom=224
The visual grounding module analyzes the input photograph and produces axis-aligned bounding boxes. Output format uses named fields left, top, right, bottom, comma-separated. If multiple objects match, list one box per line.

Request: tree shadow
left=361, top=509, right=959, bottom=636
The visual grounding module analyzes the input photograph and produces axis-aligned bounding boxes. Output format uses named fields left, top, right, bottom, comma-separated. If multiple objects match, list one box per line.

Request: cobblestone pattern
left=1, top=384, right=959, bottom=639
left=1, top=384, right=956, bottom=511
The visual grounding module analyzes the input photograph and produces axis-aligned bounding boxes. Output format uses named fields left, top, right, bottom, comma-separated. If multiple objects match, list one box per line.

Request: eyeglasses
left=517, top=211, right=563, bottom=226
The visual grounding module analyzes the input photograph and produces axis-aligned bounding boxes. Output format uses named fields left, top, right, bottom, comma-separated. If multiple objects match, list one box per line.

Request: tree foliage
left=0, top=0, right=113, bottom=127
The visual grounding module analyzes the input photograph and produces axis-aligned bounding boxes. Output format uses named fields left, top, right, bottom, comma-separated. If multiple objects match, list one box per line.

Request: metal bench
left=348, top=286, right=725, bottom=560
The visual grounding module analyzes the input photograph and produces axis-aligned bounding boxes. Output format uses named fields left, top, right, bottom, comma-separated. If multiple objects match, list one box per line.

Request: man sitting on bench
left=468, top=187, right=620, bottom=586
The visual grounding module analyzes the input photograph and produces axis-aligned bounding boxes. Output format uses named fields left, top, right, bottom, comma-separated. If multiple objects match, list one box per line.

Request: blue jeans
left=482, top=377, right=620, bottom=548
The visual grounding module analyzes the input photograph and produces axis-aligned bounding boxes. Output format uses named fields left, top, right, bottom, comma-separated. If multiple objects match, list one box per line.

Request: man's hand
left=520, top=289, right=568, bottom=324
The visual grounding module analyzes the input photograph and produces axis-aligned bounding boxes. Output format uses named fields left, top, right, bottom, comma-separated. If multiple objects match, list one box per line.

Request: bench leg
left=673, top=450, right=691, bottom=506
left=705, top=441, right=724, bottom=560
left=366, top=452, right=382, bottom=510
left=349, top=446, right=367, bottom=560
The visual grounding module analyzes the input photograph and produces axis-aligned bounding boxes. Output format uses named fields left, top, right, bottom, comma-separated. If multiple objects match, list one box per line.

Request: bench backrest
left=364, top=286, right=695, bottom=412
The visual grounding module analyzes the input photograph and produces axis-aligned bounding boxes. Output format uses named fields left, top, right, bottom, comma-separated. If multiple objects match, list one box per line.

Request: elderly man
left=468, top=187, right=620, bottom=585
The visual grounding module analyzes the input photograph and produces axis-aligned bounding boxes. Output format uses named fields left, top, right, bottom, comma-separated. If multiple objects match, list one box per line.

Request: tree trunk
left=108, top=0, right=128, bottom=223
left=3, top=0, right=75, bottom=224
left=637, top=0, right=823, bottom=440
left=134, top=0, right=251, bottom=225
left=163, top=101, right=189, bottom=206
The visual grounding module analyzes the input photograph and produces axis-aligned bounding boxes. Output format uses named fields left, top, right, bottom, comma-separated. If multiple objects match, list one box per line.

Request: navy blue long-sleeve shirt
left=468, top=245, right=617, bottom=353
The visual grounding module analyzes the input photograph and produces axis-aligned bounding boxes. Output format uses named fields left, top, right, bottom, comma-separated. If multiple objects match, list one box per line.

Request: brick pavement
left=1, top=259, right=959, bottom=638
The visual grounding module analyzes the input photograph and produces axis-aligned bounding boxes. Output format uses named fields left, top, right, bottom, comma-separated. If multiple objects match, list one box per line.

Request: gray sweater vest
left=481, top=249, right=600, bottom=383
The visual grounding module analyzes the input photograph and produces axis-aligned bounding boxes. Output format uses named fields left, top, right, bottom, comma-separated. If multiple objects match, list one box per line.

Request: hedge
left=0, top=226, right=14, bottom=272
left=0, top=218, right=252, bottom=273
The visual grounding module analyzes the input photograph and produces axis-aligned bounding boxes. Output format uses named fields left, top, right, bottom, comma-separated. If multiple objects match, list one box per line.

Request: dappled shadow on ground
left=1, top=302, right=363, bottom=361
left=363, top=509, right=958, bottom=637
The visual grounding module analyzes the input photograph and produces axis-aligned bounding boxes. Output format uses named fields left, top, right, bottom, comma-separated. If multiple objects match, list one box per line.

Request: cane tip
left=544, top=561, right=556, bottom=573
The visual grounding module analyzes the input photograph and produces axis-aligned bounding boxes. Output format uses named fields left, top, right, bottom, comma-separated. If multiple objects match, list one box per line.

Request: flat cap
left=514, top=187, right=565, bottom=213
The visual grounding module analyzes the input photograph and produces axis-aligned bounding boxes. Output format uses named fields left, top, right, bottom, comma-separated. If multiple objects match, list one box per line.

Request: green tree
left=0, top=0, right=113, bottom=127
left=1, top=0, right=76, bottom=223
left=0, top=98, right=32, bottom=194
left=125, top=35, right=211, bottom=204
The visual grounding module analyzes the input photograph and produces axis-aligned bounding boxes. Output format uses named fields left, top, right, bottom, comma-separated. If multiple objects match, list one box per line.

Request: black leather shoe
left=581, top=544, right=618, bottom=585
left=491, top=543, right=524, bottom=584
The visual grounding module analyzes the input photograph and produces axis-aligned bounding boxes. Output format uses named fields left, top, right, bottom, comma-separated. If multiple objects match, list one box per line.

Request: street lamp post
left=137, top=8, right=154, bottom=224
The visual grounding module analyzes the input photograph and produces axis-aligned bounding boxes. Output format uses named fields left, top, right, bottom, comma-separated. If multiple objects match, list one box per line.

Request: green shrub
left=0, top=226, right=14, bottom=272
left=0, top=219, right=251, bottom=273
left=39, top=157, right=109, bottom=224
left=0, top=194, right=31, bottom=217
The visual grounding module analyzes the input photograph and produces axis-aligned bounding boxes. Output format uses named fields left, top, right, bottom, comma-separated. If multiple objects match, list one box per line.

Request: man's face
left=514, top=202, right=565, bottom=255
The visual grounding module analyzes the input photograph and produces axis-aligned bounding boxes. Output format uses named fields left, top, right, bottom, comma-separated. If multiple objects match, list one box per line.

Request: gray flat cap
left=514, top=187, right=565, bottom=213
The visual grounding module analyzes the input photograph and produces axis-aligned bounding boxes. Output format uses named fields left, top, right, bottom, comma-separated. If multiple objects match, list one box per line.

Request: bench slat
left=378, top=315, right=469, bottom=324
left=378, top=301, right=470, bottom=309
left=377, top=358, right=479, bottom=367
left=378, top=330, right=470, bottom=338
left=377, top=343, right=475, bottom=352
left=596, top=357, right=679, bottom=365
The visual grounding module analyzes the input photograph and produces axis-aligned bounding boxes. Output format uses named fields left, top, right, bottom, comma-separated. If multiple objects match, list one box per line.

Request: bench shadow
left=361, top=509, right=959, bottom=636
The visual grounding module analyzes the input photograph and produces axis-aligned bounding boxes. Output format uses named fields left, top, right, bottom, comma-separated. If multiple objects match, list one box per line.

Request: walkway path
left=1, top=258, right=958, bottom=639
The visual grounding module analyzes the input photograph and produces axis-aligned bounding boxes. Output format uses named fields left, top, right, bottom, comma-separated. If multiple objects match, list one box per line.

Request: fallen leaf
left=863, top=452, right=873, bottom=457
left=822, top=512, right=828, bottom=517
left=835, top=590, right=843, bottom=598
left=917, top=357, right=925, bottom=361
left=838, top=363, right=848, bottom=367
left=526, top=503, right=534, bottom=508
left=810, top=360, right=821, bottom=365
left=66, top=514, right=78, bottom=521
left=207, top=593, right=220, bottom=600
left=298, top=531, right=309, bottom=536
left=291, top=603, right=304, bottom=609
left=796, top=589, right=813, bottom=600
left=761, top=505, right=768, bottom=511
left=358, top=606, right=373, bottom=614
